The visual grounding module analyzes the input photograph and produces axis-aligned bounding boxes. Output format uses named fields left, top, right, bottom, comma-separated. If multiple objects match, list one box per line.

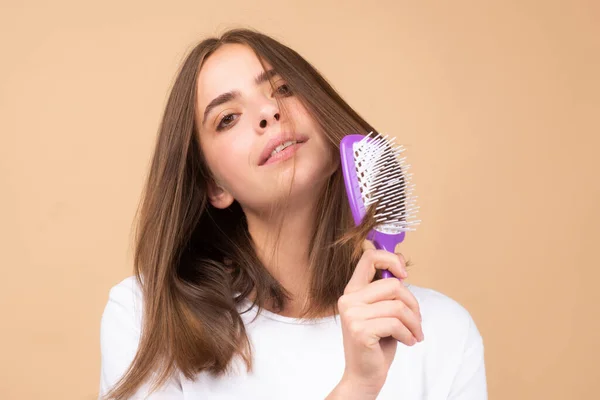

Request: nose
left=257, top=99, right=281, bottom=130
left=259, top=112, right=280, bottom=128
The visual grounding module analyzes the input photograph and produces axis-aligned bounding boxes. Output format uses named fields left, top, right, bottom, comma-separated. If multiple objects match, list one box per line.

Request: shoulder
left=106, top=275, right=143, bottom=302
left=100, top=275, right=144, bottom=341
left=406, top=283, right=483, bottom=347
left=99, top=276, right=145, bottom=394
left=406, top=284, right=488, bottom=397
left=101, top=276, right=144, bottom=332
left=100, top=277, right=185, bottom=396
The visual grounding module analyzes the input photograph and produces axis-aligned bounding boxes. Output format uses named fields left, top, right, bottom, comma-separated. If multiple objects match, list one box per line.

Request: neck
left=244, top=196, right=317, bottom=317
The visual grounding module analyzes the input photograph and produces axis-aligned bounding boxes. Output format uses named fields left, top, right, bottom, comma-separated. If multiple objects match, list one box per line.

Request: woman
left=99, top=28, right=487, bottom=399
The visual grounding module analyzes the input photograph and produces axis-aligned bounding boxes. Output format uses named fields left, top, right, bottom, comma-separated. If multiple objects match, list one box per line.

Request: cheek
left=286, top=100, right=313, bottom=125
left=207, top=134, right=254, bottom=189
left=287, top=100, right=328, bottom=145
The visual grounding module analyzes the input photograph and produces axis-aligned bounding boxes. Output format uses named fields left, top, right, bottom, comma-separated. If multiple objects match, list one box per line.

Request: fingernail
left=396, top=270, right=407, bottom=279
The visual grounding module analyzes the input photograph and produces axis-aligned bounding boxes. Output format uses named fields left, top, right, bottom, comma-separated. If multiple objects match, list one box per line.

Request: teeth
left=270, top=140, right=297, bottom=158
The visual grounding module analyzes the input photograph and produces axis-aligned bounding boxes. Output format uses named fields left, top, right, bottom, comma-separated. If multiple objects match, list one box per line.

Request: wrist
left=326, top=375, right=381, bottom=400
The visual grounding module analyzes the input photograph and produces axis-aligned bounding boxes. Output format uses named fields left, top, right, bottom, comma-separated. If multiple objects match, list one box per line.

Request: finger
left=383, top=252, right=407, bottom=279
left=348, top=278, right=421, bottom=320
left=387, top=252, right=407, bottom=279
left=395, top=252, right=406, bottom=266
left=357, top=300, right=424, bottom=341
left=363, top=241, right=407, bottom=271
left=362, top=239, right=376, bottom=251
left=345, top=249, right=407, bottom=294
left=363, top=317, right=418, bottom=346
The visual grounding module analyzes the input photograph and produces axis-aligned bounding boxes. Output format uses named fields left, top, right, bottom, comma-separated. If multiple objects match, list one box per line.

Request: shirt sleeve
left=98, top=277, right=184, bottom=399
left=447, top=313, right=488, bottom=399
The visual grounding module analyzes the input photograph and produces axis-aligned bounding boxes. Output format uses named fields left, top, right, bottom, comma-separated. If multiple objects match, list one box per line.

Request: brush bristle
left=353, top=132, right=421, bottom=234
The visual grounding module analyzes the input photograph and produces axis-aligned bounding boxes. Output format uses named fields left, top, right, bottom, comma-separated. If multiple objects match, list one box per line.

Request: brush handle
left=381, top=270, right=394, bottom=279
left=368, top=230, right=406, bottom=279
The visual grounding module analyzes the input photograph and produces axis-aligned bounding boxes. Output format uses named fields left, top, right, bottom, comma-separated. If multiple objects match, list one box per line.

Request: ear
left=206, top=179, right=235, bottom=209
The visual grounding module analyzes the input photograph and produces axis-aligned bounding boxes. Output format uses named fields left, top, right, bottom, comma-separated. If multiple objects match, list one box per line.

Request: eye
left=274, top=83, right=293, bottom=97
left=216, top=113, right=238, bottom=131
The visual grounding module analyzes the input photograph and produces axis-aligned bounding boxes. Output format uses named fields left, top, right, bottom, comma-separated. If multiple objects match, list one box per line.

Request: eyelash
left=215, top=84, right=293, bottom=132
left=216, top=113, right=238, bottom=131
left=274, top=83, right=293, bottom=97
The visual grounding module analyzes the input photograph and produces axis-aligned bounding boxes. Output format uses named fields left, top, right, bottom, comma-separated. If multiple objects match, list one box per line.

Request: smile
left=261, top=141, right=306, bottom=166
left=258, top=133, right=309, bottom=166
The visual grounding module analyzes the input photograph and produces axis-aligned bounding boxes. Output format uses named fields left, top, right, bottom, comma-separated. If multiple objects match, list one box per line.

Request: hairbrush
left=340, top=132, right=420, bottom=279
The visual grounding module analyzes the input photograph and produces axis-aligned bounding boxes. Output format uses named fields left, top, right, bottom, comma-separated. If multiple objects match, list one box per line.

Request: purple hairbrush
left=340, top=132, right=420, bottom=279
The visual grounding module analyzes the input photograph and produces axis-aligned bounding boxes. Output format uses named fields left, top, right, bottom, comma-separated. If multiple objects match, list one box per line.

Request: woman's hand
left=328, top=241, right=423, bottom=399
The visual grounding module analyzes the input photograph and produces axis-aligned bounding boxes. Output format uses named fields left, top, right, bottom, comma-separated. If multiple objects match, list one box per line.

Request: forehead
left=196, top=44, right=270, bottom=104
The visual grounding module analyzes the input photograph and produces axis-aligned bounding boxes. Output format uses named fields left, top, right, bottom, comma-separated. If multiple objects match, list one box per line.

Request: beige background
left=1, top=0, right=598, bottom=399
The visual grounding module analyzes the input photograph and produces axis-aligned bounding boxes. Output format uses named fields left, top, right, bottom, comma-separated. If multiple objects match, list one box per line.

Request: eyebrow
left=255, top=68, right=279, bottom=85
left=201, top=69, right=280, bottom=126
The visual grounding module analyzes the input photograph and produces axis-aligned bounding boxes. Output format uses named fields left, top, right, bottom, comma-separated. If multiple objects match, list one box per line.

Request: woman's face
left=196, top=43, right=335, bottom=212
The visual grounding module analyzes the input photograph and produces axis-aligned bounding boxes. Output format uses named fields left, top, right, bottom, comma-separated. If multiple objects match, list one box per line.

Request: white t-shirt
left=99, top=276, right=487, bottom=399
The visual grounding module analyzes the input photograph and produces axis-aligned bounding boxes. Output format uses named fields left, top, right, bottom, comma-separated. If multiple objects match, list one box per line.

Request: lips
left=258, top=133, right=309, bottom=166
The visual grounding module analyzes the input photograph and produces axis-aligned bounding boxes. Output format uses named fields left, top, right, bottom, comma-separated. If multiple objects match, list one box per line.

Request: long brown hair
left=104, top=28, right=386, bottom=399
